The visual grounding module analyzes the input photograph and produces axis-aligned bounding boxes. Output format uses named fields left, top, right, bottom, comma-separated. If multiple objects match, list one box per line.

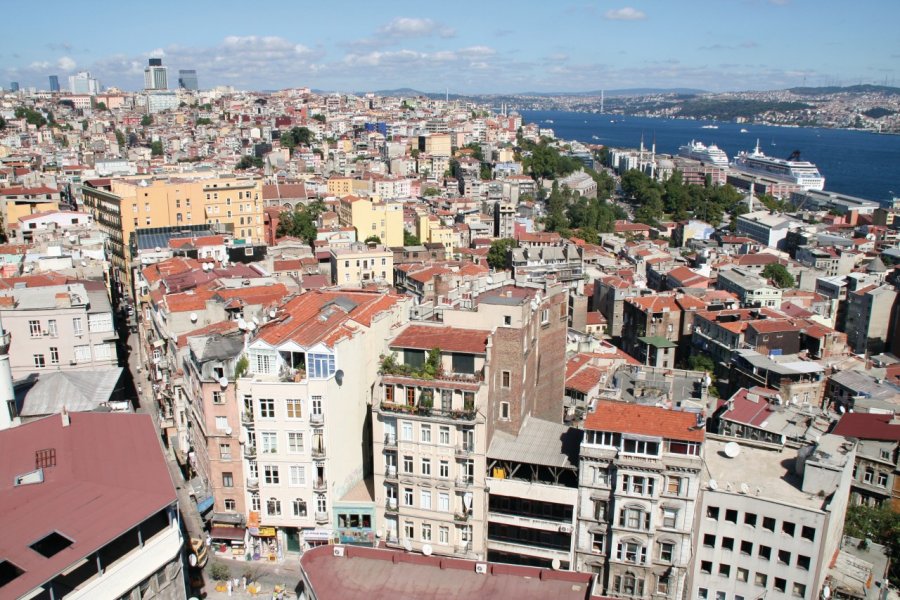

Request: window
left=792, top=583, right=807, bottom=597
left=613, top=572, right=643, bottom=596
left=264, top=465, right=280, bottom=484
left=737, top=567, right=749, bottom=582
left=715, top=593, right=726, bottom=600
left=49, top=347, right=59, bottom=365
left=261, top=432, right=278, bottom=454
left=698, top=589, right=708, bottom=600
left=220, top=443, right=232, bottom=460
left=311, top=396, right=322, bottom=416
left=541, top=308, right=549, bottom=324
left=500, top=402, right=510, bottom=420
left=504, top=315, right=512, bottom=326
left=421, top=523, right=432, bottom=541
left=74, top=345, right=90, bottom=363
left=658, top=541, right=674, bottom=562
left=877, top=471, right=888, bottom=487
left=774, top=578, right=786, bottom=593
left=778, top=550, right=791, bottom=565
left=501, top=370, right=511, bottom=388
left=33, top=354, right=46, bottom=368
left=420, top=424, right=432, bottom=443
left=656, top=575, right=670, bottom=595
left=47, top=319, right=57, bottom=337
left=782, top=521, right=795, bottom=537
left=29, top=320, right=41, bottom=337
left=762, top=516, right=776, bottom=532
left=403, top=488, right=413, bottom=506
left=215, top=416, right=229, bottom=430
left=592, top=533, right=605, bottom=553
left=719, top=563, right=731, bottom=577
left=744, top=512, right=757, bottom=527
left=212, top=391, right=223, bottom=404
left=439, top=460, right=449, bottom=478
left=288, top=432, right=304, bottom=453
left=259, top=398, right=275, bottom=418
left=797, top=555, right=811, bottom=571
left=666, top=476, right=684, bottom=496
left=224, top=499, right=236, bottom=510
left=403, top=455, right=413, bottom=474
left=286, top=398, right=302, bottom=418
left=619, top=507, right=650, bottom=530
left=701, top=561, right=713, bottom=574
left=725, top=509, right=738, bottom=523
left=801, top=526, right=815, bottom=541
left=439, top=526, right=449, bottom=545
left=421, top=458, right=431, bottom=476
left=721, top=537, right=734, bottom=551
left=267, top=497, right=281, bottom=516
left=420, top=490, right=432, bottom=510
left=707, top=506, right=719, bottom=520
left=401, top=421, right=413, bottom=441
left=661, top=507, right=678, bottom=528
left=309, top=353, right=335, bottom=378
left=290, top=465, right=306, bottom=486
left=622, top=474, right=655, bottom=496
left=616, top=541, right=647, bottom=564
left=222, top=472, right=234, bottom=487
left=758, top=545, right=771, bottom=560
left=404, top=521, right=414, bottom=540
left=438, top=492, right=449, bottom=512
left=622, top=438, right=660, bottom=456
left=741, top=540, right=753, bottom=555
left=439, top=426, right=450, bottom=445
left=703, top=534, right=716, bottom=547
left=93, top=343, right=112, bottom=361
left=594, top=500, right=607, bottom=521
left=755, top=573, right=767, bottom=587
left=292, top=499, right=307, bottom=517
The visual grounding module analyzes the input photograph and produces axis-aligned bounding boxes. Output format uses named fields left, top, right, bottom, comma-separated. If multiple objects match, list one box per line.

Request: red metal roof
left=584, top=400, right=706, bottom=442
left=833, top=413, right=900, bottom=442
left=390, top=324, right=490, bottom=355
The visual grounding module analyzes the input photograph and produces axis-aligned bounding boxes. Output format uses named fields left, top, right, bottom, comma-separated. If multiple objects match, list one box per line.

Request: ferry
left=678, top=140, right=729, bottom=167
left=731, top=140, right=825, bottom=191
left=701, top=125, right=719, bottom=129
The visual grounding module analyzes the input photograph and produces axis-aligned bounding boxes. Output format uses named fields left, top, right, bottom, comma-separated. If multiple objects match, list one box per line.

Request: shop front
left=247, top=511, right=282, bottom=562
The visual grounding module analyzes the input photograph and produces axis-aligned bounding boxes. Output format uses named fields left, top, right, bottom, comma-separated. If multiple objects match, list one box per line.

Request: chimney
left=61, top=406, right=70, bottom=427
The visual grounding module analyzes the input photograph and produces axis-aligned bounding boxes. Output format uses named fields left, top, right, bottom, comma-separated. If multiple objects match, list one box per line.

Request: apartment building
left=0, top=283, right=118, bottom=378
left=833, top=413, right=900, bottom=510
left=621, top=295, right=683, bottom=369
left=371, top=283, right=569, bottom=560
left=575, top=401, right=704, bottom=600
left=237, top=290, right=408, bottom=556
left=844, top=284, right=897, bottom=355
left=335, top=195, right=404, bottom=247
left=329, top=242, right=394, bottom=286
left=735, top=210, right=800, bottom=248
left=692, top=435, right=855, bottom=600
left=82, top=175, right=264, bottom=282
left=717, top=267, right=783, bottom=308
left=593, top=276, right=642, bottom=340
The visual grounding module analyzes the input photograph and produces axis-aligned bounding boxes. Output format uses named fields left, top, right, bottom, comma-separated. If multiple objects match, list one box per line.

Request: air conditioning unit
left=333, top=546, right=345, bottom=557
left=475, top=563, right=488, bottom=574
left=558, top=524, right=573, bottom=534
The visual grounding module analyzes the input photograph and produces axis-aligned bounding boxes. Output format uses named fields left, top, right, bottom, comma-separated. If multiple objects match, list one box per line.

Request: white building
left=735, top=211, right=801, bottom=249
left=68, top=71, right=100, bottom=95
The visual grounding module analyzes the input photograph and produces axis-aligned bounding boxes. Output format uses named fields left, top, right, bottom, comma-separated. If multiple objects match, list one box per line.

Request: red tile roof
left=566, top=366, right=605, bottom=394
left=390, top=324, right=490, bottom=355
left=584, top=400, right=706, bottom=442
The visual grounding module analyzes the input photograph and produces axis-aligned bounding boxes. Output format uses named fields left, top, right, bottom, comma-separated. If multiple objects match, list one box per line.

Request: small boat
left=740, top=128, right=749, bottom=133
left=701, top=125, right=718, bottom=129
left=592, top=135, right=600, bottom=140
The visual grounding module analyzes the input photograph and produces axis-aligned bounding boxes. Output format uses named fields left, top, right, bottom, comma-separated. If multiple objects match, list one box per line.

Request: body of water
left=521, top=110, right=900, bottom=201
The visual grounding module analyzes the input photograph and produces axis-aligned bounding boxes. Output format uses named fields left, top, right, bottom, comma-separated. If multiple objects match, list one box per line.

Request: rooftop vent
left=14, top=468, right=44, bottom=486
left=30, top=532, right=74, bottom=558
left=35, top=448, right=56, bottom=469
left=0, top=560, right=24, bottom=588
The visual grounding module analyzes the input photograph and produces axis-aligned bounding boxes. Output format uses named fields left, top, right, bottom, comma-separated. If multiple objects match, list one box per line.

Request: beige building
left=0, top=283, right=118, bottom=378
left=329, top=243, right=394, bottom=287
left=82, top=175, right=264, bottom=282
left=336, top=195, right=404, bottom=247
left=417, top=214, right=458, bottom=255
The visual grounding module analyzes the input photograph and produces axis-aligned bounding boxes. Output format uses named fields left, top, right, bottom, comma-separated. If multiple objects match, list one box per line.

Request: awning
left=303, top=528, right=333, bottom=541
left=210, top=526, right=246, bottom=542
left=196, top=495, right=215, bottom=514
left=250, top=526, right=276, bottom=537
left=152, top=339, right=165, bottom=348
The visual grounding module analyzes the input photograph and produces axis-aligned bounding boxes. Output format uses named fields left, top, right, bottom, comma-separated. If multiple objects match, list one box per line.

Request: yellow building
left=337, top=195, right=404, bottom=247
left=0, top=186, right=61, bottom=234
left=326, top=176, right=371, bottom=198
left=329, top=242, right=394, bottom=286
left=82, top=175, right=263, bottom=281
left=421, top=133, right=451, bottom=157
left=416, top=214, right=457, bottom=255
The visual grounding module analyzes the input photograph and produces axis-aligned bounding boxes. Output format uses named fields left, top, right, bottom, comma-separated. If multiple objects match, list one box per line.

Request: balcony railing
left=279, top=367, right=307, bottom=383
left=385, top=498, right=398, bottom=513
left=313, top=478, right=327, bottom=491
left=246, top=477, right=259, bottom=491
left=454, top=510, right=472, bottom=523
left=455, top=443, right=475, bottom=458
left=310, top=413, right=324, bottom=426
left=385, top=466, right=398, bottom=480
left=315, top=511, right=328, bottom=524
left=311, top=444, right=326, bottom=458
left=384, top=433, right=397, bottom=447
left=380, top=401, right=476, bottom=421
left=244, top=445, right=257, bottom=459
left=455, top=543, right=471, bottom=555
left=241, top=412, right=255, bottom=426
left=455, top=477, right=474, bottom=489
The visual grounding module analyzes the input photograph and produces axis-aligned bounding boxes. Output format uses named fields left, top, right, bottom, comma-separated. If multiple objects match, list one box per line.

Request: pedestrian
left=226, top=578, right=232, bottom=597
left=241, top=575, right=247, bottom=590
left=205, top=533, right=211, bottom=548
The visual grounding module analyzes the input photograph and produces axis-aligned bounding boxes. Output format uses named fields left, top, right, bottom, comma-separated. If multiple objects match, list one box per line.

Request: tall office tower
left=69, top=71, right=100, bottom=95
left=144, top=58, right=168, bottom=90
left=178, top=69, right=199, bottom=91
left=9, top=82, right=19, bottom=92
left=49, top=75, right=60, bottom=92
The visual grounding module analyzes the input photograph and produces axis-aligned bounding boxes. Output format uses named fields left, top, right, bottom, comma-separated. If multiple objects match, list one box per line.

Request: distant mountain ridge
left=366, top=87, right=706, bottom=98
left=788, top=84, right=900, bottom=96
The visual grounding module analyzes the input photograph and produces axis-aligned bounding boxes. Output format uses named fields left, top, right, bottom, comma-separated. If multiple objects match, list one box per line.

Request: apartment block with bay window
left=576, top=400, right=704, bottom=600
left=237, top=290, right=408, bottom=554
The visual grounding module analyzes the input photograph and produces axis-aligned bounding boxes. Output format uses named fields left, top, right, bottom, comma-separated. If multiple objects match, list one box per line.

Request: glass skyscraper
left=49, top=75, right=60, bottom=92
left=178, top=69, right=199, bottom=91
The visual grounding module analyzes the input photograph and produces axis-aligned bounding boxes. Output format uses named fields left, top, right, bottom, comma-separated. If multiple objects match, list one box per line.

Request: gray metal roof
left=17, top=368, right=124, bottom=416
left=487, top=415, right=582, bottom=468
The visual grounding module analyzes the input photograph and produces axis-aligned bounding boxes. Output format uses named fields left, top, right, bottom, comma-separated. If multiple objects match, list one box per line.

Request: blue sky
left=3, top=0, right=899, bottom=93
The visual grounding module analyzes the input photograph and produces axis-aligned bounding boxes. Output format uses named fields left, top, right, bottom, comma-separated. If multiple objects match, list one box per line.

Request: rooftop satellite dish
left=237, top=318, right=248, bottom=330
left=224, top=426, right=232, bottom=435
left=252, top=316, right=260, bottom=324
left=724, top=442, right=741, bottom=458
left=739, top=482, right=750, bottom=494
left=402, top=539, right=413, bottom=552
left=375, top=530, right=383, bottom=539
left=190, top=312, right=198, bottom=322
left=219, top=376, right=229, bottom=388
left=551, top=558, right=561, bottom=570
left=247, top=321, right=257, bottom=331
left=269, top=309, right=277, bottom=318
left=335, top=369, right=344, bottom=386
left=422, top=544, right=433, bottom=556
left=708, top=479, right=719, bottom=491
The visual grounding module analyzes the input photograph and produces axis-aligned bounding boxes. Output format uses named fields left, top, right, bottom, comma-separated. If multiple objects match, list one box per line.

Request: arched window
left=613, top=570, right=644, bottom=596
left=267, top=497, right=282, bottom=516
left=293, top=498, right=307, bottom=517
left=616, top=539, right=647, bottom=564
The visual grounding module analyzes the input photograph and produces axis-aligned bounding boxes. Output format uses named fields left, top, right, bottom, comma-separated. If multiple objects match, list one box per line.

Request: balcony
left=315, top=511, right=329, bottom=524
left=385, top=466, right=398, bottom=480
left=454, top=510, right=472, bottom=523
left=455, top=443, right=475, bottom=458
left=246, top=477, right=259, bottom=491
left=455, top=477, right=474, bottom=489
left=279, top=367, right=307, bottom=383
left=380, top=401, right=476, bottom=422
left=241, top=412, right=255, bottom=428
left=384, top=433, right=397, bottom=448
left=313, top=478, right=327, bottom=491
left=244, top=445, right=257, bottom=459
left=311, top=443, right=326, bottom=459
left=310, top=413, right=324, bottom=426
left=385, top=498, right=398, bottom=513
left=455, top=543, right=472, bottom=556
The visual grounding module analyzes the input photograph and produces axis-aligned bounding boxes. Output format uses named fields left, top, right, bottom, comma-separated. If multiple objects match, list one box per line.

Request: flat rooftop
left=704, top=438, right=825, bottom=510
left=300, top=545, right=595, bottom=600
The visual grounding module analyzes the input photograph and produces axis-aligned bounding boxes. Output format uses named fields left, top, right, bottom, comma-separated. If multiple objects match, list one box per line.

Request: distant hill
left=788, top=84, right=900, bottom=96
left=520, top=88, right=707, bottom=97
left=368, top=88, right=431, bottom=97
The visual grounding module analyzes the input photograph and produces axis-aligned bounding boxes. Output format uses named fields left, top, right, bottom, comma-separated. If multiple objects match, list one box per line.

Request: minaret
left=0, top=317, right=18, bottom=430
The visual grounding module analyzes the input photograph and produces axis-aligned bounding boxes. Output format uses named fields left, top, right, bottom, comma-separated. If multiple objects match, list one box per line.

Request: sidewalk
left=195, top=556, right=302, bottom=599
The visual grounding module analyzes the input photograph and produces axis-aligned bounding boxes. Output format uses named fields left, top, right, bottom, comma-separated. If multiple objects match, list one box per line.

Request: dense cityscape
left=1, top=37, right=900, bottom=600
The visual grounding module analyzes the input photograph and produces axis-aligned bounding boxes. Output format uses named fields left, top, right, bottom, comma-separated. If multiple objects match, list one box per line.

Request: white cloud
left=378, top=17, right=455, bottom=38
left=604, top=7, right=647, bottom=20
left=148, top=48, right=166, bottom=58
left=57, top=56, right=76, bottom=71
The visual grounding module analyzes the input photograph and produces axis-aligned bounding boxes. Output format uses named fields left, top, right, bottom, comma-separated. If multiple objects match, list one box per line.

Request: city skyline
left=3, top=0, right=899, bottom=94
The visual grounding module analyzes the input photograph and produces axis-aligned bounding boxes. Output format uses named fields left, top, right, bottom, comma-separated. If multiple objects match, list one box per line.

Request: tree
left=311, top=113, right=326, bottom=123
left=276, top=203, right=325, bottom=247
left=14, top=106, right=47, bottom=128
left=688, top=354, right=715, bottom=373
left=363, top=235, right=381, bottom=244
left=0, top=116, right=6, bottom=129
left=95, top=101, right=107, bottom=111
left=487, top=238, right=517, bottom=270
left=423, top=187, right=440, bottom=197
left=761, top=263, right=796, bottom=289
left=195, top=117, right=213, bottom=126
left=844, top=505, right=900, bottom=586
left=410, top=148, right=420, bottom=159
left=236, top=156, right=264, bottom=170
left=403, top=231, right=421, bottom=246
left=114, top=129, right=125, bottom=147
left=280, top=127, right=313, bottom=153
left=140, top=115, right=153, bottom=127
left=150, top=141, right=163, bottom=156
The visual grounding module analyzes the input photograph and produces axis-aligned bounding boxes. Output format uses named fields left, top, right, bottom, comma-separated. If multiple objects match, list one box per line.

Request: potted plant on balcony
left=419, top=390, right=434, bottom=415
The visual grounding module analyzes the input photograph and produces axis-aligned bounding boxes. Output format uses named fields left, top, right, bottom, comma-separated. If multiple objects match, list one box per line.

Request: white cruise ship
left=731, top=140, right=825, bottom=191
left=678, top=140, right=729, bottom=167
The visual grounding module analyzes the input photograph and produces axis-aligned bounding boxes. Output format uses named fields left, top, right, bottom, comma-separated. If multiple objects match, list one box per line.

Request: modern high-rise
left=9, top=82, right=19, bottom=92
left=68, top=71, right=100, bottom=95
left=178, top=69, right=199, bottom=91
left=48, top=75, right=60, bottom=92
left=144, top=58, right=168, bottom=90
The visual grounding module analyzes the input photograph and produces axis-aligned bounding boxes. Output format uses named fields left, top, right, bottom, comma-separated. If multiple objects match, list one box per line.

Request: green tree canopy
left=844, top=505, right=900, bottom=586
left=140, top=114, right=153, bottom=127
left=276, top=202, right=326, bottom=246
left=363, top=235, right=381, bottom=244
left=280, top=127, right=313, bottom=153
left=150, top=141, right=163, bottom=156
left=14, top=106, right=47, bottom=128
left=236, top=155, right=264, bottom=170
left=761, top=263, right=796, bottom=288
left=403, top=231, right=421, bottom=246
left=487, top=238, right=518, bottom=270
